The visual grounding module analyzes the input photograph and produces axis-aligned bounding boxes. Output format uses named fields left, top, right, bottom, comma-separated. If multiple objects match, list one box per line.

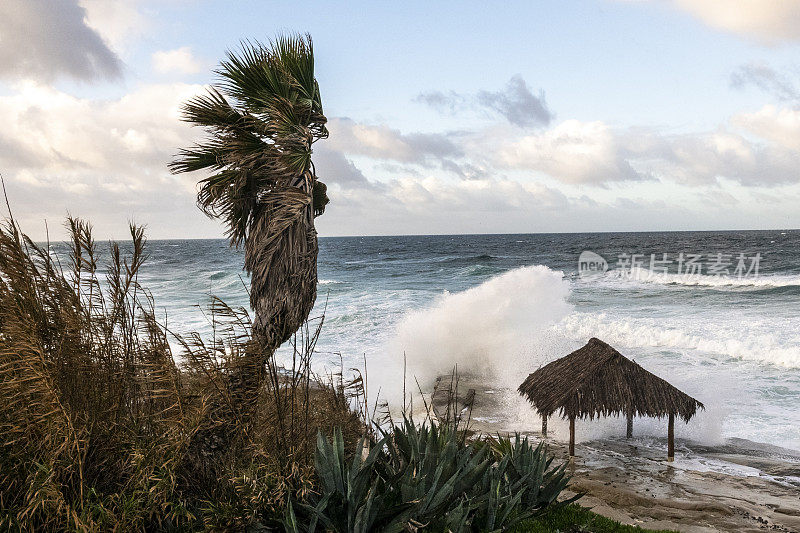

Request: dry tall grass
left=0, top=217, right=363, bottom=532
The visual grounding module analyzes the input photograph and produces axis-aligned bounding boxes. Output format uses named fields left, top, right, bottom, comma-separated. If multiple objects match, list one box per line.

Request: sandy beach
left=433, top=375, right=800, bottom=532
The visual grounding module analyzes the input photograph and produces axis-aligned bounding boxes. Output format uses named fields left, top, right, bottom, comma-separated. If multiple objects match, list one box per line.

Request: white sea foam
left=600, top=268, right=800, bottom=289
left=557, top=312, right=800, bottom=368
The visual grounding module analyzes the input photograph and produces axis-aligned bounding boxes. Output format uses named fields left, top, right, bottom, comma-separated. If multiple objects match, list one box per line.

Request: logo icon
left=578, top=251, right=608, bottom=278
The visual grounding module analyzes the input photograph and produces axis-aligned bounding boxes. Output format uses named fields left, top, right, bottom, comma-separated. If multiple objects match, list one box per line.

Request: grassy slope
left=514, top=504, right=677, bottom=533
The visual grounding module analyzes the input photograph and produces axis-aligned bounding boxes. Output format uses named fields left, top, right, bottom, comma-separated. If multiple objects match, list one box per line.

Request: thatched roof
left=518, top=338, right=703, bottom=422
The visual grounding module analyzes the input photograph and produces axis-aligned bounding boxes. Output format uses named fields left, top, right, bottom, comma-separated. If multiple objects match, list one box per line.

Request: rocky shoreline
left=552, top=437, right=800, bottom=532
left=429, top=374, right=800, bottom=532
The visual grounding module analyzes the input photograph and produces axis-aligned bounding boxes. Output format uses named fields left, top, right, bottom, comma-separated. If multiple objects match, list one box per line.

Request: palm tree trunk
left=235, top=172, right=318, bottom=421
left=249, top=217, right=318, bottom=355
left=187, top=207, right=318, bottom=472
left=249, top=171, right=318, bottom=349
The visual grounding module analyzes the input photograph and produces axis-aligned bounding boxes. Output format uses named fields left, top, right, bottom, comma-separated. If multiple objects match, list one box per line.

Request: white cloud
left=316, top=174, right=574, bottom=236
left=2, top=74, right=799, bottom=239
left=627, top=128, right=800, bottom=185
left=4, top=86, right=800, bottom=238
left=324, top=112, right=800, bottom=189
left=480, top=116, right=800, bottom=187
left=0, top=82, right=201, bottom=176
left=0, top=82, right=218, bottom=239
left=675, top=0, right=800, bottom=44
left=733, top=105, right=800, bottom=151
left=325, top=118, right=462, bottom=164
left=497, top=120, right=642, bottom=184
left=312, top=146, right=379, bottom=190
left=621, top=0, right=800, bottom=44
left=80, top=0, right=149, bottom=53
left=152, top=47, right=206, bottom=75
left=0, top=0, right=122, bottom=82
left=316, top=163, right=800, bottom=236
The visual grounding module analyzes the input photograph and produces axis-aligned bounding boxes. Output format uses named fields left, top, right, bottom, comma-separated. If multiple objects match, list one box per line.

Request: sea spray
left=373, top=265, right=572, bottom=411
left=371, top=264, right=730, bottom=445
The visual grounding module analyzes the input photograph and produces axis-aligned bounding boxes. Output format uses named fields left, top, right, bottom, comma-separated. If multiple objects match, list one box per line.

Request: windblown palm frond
left=170, top=34, right=328, bottom=247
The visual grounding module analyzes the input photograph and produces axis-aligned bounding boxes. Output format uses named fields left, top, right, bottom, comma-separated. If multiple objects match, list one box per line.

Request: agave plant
left=282, top=428, right=409, bottom=533
left=170, top=34, right=330, bottom=408
left=469, top=434, right=578, bottom=531
left=378, top=418, right=493, bottom=525
left=284, top=418, right=579, bottom=532
left=490, top=433, right=575, bottom=512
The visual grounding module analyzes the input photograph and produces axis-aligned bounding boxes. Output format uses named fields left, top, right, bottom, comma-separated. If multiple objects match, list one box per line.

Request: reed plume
left=0, top=217, right=360, bottom=531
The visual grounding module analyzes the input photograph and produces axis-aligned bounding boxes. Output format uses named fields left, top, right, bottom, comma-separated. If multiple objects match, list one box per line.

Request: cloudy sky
left=2, top=0, right=800, bottom=240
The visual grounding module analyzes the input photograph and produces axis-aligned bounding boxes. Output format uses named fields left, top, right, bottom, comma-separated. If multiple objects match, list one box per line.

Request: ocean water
left=134, top=231, right=800, bottom=452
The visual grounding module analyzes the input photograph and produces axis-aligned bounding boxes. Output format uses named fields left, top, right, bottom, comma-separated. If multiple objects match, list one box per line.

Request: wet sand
left=430, top=375, right=800, bottom=532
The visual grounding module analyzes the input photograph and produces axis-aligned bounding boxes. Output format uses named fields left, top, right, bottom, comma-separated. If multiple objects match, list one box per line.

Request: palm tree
left=170, top=35, right=329, bottom=405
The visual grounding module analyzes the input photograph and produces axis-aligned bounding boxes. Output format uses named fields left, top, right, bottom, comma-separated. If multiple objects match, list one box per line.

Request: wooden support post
left=541, top=414, right=548, bottom=437
left=626, top=412, right=633, bottom=439
left=569, top=415, right=576, bottom=457
left=667, top=413, right=675, bottom=462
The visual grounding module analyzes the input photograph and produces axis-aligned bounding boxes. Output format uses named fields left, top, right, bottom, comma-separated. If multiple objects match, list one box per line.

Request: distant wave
left=558, top=312, right=800, bottom=369
left=437, top=254, right=499, bottom=266
left=318, top=279, right=341, bottom=285
left=459, top=264, right=496, bottom=276
left=597, top=268, right=800, bottom=290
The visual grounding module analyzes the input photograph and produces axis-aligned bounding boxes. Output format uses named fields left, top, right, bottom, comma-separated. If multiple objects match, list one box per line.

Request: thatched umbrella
left=518, top=338, right=703, bottom=460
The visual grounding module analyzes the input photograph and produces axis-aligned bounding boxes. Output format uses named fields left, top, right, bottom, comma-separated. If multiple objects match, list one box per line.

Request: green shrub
left=284, top=417, right=579, bottom=532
